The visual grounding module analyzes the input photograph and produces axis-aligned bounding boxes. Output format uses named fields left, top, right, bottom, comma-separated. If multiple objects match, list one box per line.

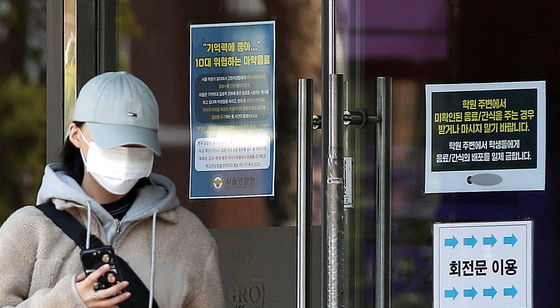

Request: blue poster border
left=189, top=21, right=276, bottom=199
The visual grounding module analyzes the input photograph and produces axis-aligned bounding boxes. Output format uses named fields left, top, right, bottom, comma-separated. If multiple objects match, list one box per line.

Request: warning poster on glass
left=425, top=81, right=546, bottom=194
left=189, top=21, right=276, bottom=199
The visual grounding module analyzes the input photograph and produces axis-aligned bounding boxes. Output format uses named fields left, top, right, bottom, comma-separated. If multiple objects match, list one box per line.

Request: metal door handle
left=297, top=78, right=314, bottom=308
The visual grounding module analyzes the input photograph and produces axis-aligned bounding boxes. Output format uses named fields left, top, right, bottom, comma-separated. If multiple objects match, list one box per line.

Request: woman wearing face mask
left=0, top=71, right=225, bottom=307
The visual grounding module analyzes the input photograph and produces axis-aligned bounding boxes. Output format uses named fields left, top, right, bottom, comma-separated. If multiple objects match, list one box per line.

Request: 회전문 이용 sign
left=190, top=21, right=276, bottom=199
left=425, top=81, right=546, bottom=193
left=433, top=221, right=533, bottom=308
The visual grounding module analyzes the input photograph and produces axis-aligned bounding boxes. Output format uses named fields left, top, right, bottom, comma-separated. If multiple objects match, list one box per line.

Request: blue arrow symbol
left=464, top=287, right=478, bottom=299
left=504, top=234, right=518, bottom=247
left=445, top=236, right=459, bottom=249
left=463, top=235, right=478, bottom=248
left=483, top=234, right=497, bottom=247
left=445, top=287, right=458, bottom=300
left=483, top=286, right=497, bottom=299
left=504, top=286, right=518, bottom=298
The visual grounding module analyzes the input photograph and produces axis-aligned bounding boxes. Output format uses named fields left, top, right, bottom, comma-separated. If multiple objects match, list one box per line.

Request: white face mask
left=79, top=129, right=154, bottom=195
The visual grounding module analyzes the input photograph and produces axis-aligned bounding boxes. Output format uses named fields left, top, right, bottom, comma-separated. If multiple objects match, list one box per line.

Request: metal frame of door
left=46, top=0, right=117, bottom=164
left=297, top=76, right=393, bottom=308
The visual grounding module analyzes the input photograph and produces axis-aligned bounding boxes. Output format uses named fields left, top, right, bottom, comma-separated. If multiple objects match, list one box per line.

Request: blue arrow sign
left=483, top=234, right=497, bottom=247
left=483, top=286, right=497, bottom=299
left=463, top=235, right=478, bottom=248
left=445, top=236, right=458, bottom=249
left=445, top=287, right=458, bottom=300
left=504, top=234, right=518, bottom=246
left=504, top=286, right=518, bottom=298
left=464, top=287, right=478, bottom=299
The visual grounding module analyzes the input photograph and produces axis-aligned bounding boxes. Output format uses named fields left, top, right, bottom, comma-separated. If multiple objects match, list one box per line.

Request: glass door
left=336, top=1, right=560, bottom=307
left=59, top=0, right=326, bottom=307
left=113, top=1, right=324, bottom=307
left=55, top=0, right=560, bottom=307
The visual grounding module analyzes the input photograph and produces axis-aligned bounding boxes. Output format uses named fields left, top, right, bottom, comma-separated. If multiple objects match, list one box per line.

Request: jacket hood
left=36, top=163, right=180, bottom=244
left=36, top=164, right=187, bottom=305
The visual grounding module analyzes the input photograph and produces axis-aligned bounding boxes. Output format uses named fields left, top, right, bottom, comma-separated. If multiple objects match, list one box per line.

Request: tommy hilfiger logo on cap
left=127, top=112, right=138, bottom=117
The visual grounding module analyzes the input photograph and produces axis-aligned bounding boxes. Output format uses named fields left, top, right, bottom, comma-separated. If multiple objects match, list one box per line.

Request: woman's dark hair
left=59, top=121, right=85, bottom=183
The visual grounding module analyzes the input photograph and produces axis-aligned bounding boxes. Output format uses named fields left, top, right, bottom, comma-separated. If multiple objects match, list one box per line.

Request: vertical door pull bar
left=375, top=77, right=392, bottom=308
left=342, top=78, right=392, bottom=308
left=324, top=74, right=345, bottom=308
left=297, top=78, right=314, bottom=308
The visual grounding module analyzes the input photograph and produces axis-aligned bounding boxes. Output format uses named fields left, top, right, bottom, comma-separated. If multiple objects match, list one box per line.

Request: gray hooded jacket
left=0, top=164, right=225, bottom=307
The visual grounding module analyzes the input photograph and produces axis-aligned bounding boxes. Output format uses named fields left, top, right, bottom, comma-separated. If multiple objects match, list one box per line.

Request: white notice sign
left=433, top=221, right=533, bottom=308
left=425, top=81, right=546, bottom=193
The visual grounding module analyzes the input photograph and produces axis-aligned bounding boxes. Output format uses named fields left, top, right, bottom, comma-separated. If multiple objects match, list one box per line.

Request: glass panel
left=0, top=0, right=47, bottom=220
left=116, top=1, right=322, bottom=227
left=337, top=0, right=560, bottom=307
left=116, top=2, right=323, bottom=307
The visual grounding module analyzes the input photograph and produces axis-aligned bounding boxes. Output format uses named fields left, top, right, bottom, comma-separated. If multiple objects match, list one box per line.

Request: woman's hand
left=76, top=264, right=131, bottom=307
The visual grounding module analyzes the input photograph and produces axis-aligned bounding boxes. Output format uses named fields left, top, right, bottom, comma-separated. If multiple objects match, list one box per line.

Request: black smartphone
left=80, top=246, right=123, bottom=291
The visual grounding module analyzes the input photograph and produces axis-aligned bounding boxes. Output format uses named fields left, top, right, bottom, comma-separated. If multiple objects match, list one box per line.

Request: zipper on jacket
left=116, top=219, right=124, bottom=234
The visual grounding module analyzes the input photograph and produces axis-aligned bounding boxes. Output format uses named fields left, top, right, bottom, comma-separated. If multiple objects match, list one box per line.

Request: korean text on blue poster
left=189, top=21, right=276, bottom=199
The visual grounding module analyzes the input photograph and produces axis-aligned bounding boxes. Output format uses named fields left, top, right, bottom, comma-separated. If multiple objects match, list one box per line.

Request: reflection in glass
left=116, top=1, right=322, bottom=229
left=63, top=0, right=76, bottom=131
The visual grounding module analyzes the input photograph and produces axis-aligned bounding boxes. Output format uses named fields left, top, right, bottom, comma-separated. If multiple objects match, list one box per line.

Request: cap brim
left=87, top=122, right=161, bottom=156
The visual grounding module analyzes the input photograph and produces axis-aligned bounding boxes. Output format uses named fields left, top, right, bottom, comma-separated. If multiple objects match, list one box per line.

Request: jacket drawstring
left=149, top=211, right=157, bottom=308
left=85, top=202, right=158, bottom=306
left=86, top=201, right=92, bottom=249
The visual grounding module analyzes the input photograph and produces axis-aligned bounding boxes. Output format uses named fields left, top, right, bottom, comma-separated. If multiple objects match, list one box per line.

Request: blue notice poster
left=190, top=21, right=276, bottom=199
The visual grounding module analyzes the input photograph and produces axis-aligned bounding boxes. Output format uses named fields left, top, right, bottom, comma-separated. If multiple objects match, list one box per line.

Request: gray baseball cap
left=72, top=71, right=161, bottom=155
